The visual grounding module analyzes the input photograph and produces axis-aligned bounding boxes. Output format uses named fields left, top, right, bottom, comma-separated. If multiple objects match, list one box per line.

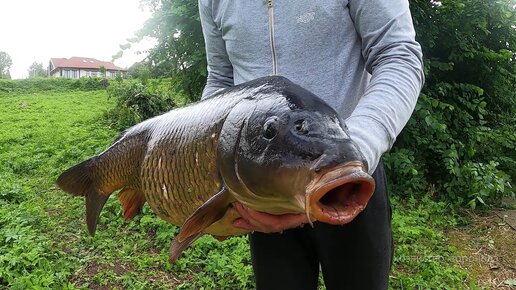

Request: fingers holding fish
left=232, top=202, right=309, bottom=233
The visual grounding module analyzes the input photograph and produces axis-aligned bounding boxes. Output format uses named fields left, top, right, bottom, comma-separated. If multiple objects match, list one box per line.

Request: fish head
left=218, top=76, right=375, bottom=225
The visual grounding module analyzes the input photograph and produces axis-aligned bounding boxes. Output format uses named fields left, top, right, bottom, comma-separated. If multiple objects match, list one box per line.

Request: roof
left=50, top=57, right=127, bottom=72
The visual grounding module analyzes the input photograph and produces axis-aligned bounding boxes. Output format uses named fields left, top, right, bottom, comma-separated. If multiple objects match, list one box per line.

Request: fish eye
left=262, top=117, right=278, bottom=140
left=294, top=119, right=308, bottom=134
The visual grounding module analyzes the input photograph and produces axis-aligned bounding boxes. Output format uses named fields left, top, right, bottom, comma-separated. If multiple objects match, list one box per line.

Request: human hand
left=232, top=203, right=309, bottom=233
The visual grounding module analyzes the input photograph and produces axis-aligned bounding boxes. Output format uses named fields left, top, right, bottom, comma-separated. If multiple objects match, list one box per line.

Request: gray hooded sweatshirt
left=199, top=0, right=424, bottom=173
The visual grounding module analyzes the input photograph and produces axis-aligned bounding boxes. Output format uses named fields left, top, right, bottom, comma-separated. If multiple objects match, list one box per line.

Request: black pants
left=249, top=163, right=393, bottom=290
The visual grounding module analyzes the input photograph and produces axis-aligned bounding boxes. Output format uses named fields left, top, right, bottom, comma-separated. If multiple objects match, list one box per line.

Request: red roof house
left=49, top=57, right=127, bottom=79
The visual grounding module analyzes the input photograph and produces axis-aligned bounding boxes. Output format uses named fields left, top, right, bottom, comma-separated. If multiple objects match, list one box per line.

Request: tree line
left=0, top=51, right=47, bottom=79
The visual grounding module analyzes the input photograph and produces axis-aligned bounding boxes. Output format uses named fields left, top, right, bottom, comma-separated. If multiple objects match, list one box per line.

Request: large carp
left=57, top=76, right=375, bottom=263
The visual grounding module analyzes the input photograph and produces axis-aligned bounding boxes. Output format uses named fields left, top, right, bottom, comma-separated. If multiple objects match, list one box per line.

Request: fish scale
left=139, top=98, right=234, bottom=226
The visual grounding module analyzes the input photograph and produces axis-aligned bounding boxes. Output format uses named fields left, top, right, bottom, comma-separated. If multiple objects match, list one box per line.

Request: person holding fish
left=198, top=1, right=424, bottom=289
left=57, top=1, right=423, bottom=289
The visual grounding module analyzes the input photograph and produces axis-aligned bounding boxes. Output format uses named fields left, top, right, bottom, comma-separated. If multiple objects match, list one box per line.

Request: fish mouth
left=306, top=161, right=375, bottom=225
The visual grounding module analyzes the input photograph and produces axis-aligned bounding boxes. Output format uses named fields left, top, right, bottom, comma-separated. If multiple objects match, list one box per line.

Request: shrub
left=0, top=201, right=74, bottom=288
left=0, top=77, right=108, bottom=94
left=70, top=77, right=108, bottom=91
left=106, top=79, right=177, bottom=129
left=385, top=0, right=515, bottom=207
left=0, top=78, right=73, bottom=93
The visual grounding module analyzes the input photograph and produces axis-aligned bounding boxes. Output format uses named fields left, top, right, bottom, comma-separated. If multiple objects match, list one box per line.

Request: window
left=63, top=69, right=79, bottom=78
left=85, top=71, right=99, bottom=77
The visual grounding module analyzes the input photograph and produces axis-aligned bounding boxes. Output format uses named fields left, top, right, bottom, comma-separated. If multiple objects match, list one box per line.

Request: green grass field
left=0, top=88, right=479, bottom=289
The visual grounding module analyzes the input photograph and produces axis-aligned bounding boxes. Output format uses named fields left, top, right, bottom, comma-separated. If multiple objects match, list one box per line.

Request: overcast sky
left=0, top=0, right=155, bottom=79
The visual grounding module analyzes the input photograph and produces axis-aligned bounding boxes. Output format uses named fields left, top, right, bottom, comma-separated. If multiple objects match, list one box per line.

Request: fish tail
left=56, top=157, right=108, bottom=236
left=56, top=158, right=95, bottom=197
left=85, top=190, right=109, bottom=236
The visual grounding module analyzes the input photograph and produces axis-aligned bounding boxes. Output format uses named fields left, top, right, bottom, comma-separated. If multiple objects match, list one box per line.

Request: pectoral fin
left=168, top=232, right=203, bottom=264
left=168, top=187, right=230, bottom=264
left=177, top=187, right=231, bottom=243
left=213, top=235, right=228, bottom=242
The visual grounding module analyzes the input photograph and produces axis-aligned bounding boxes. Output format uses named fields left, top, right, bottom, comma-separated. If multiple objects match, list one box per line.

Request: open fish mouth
left=306, top=161, right=375, bottom=225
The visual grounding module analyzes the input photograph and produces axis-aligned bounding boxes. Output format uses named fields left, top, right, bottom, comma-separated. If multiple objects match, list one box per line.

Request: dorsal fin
left=118, top=187, right=146, bottom=221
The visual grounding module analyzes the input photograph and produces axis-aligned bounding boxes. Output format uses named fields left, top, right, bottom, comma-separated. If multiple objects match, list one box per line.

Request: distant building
left=48, top=57, right=127, bottom=79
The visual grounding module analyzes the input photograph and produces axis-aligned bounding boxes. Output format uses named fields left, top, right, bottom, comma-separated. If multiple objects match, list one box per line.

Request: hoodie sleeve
left=198, top=0, right=234, bottom=99
left=346, top=0, right=424, bottom=173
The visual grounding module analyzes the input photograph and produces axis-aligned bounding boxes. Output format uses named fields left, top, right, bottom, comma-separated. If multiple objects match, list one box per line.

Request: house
left=48, top=57, right=127, bottom=79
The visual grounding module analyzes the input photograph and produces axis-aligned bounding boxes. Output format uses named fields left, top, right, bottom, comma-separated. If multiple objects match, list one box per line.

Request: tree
left=127, top=61, right=152, bottom=82
left=28, top=62, right=47, bottom=78
left=99, top=66, right=107, bottom=78
left=0, top=51, right=13, bottom=79
left=387, top=0, right=515, bottom=206
left=121, top=0, right=206, bottom=102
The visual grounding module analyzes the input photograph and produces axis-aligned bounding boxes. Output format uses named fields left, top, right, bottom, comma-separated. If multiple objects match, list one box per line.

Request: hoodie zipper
left=267, top=0, right=278, bottom=75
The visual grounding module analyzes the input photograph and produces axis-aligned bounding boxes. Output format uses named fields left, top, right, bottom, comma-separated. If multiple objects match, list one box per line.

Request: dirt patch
left=69, top=260, right=134, bottom=290
left=495, top=210, right=516, bottom=231
left=448, top=209, right=515, bottom=289
left=46, top=208, right=62, bottom=216
left=148, top=272, right=187, bottom=288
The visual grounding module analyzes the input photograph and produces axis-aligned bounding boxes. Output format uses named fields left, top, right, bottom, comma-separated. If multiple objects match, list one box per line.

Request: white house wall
left=50, top=69, right=62, bottom=77
left=50, top=69, right=124, bottom=79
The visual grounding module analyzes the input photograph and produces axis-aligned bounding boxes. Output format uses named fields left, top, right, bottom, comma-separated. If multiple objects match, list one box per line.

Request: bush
left=0, top=78, right=72, bottom=93
left=387, top=82, right=514, bottom=207
left=0, top=77, right=108, bottom=94
left=385, top=0, right=515, bottom=207
left=106, top=79, right=177, bottom=129
left=70, top=77, right=108, bottom=91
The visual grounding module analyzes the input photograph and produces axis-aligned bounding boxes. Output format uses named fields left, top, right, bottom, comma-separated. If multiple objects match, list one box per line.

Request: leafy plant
left=0, top=77, right=107, bottom=94
left=106, top=79, right=178, bottom=129
left=386, top=0, right=515, bottom=207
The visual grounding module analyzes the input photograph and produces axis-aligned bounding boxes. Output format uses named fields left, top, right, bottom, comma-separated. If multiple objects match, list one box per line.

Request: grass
left=389, top=196, right=473, bottom=289
left=0, top=85, right=483, bottom=289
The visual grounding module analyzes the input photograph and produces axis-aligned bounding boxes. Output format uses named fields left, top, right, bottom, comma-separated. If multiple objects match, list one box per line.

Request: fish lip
left=305, top=161, right=375, bottom=225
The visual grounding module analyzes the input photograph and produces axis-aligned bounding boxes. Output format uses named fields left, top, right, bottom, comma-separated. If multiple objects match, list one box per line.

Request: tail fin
left=85, top=191, right=109, bottom=235
left=56, top=159, right=95, bottom=197
left=56, top=158, right=108, bottom=236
